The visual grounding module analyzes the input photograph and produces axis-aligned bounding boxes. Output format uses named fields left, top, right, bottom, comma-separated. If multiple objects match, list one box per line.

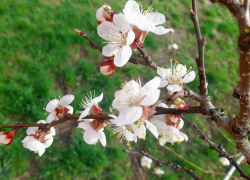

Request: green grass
left=0, top=0, right=245, bottom=179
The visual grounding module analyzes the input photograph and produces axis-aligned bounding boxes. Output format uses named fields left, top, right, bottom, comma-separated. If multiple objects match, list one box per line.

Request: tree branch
left=190, top=2, right=208, bottom=97
left=123, top=150, right=202, bottom=180
left=181, top=116, right=250, bottom=180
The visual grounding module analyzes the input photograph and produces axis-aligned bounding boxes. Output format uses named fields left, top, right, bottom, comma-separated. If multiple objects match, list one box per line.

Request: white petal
left=27, top=140, right=41, bottom=151
left=114, top=46, right=132, bottom=67
left=178, top=119, right=184, bottom=129
left=46, top=99, right=59, bottom=112
left=159, top=79, right=169, bottom=88
left=46, top=111, right=57, bottom=123
left=102, top=43, right=119, bottom=57
left=113, top=13, right=130, bottom=34
left=98, top=130, right=106, bottom=147
left=38, top=146, right=46, bottom=156
left=92, top=92, right=103, bottom=104
left=78, top=121, right=91, bottom=130
left=108, top=114, right=118, bottom=120
left=167, top=84, right=182, bottom=92
left=26, top=127, right=38, bottom=135
left=79, top=107, right=90, bottom=120
left=59, top=94, right=74, bottom=106
left=44, top=136, right=53, bottom=148
left=182, top=71, right=196, bottom=83
left=149, top=12, right=166, bottom=26
left=37, top=120, right=46, bottom=124
left=97, top=21, right=119, bottom=40
left=83, top=129, right=99, bottom=145
left=140, top=77, right=161, bottom=96
left=179, top=132, right=188, bottom=141
left=123, top=0, right=141, bottom=25
left=65, top=105, right=73, bottom=114
left=126, top=29, right=135, bottom=45
left=124, top=130, right=135, bottom=142
left=157, top=103, right=168, bottom=108
left=151, top=26, right=172, bottom=35
left=50, top=127, right=56, bottom=136
left=140, top=89, right=160, bottom=106
left=176, top=64, right=187, bottom=77
left=133, top=124, right=146, bottom=139
left=145, top=120, right=159, bottom=139
left=157, top=68, right=171, bottom=78
left=21, top=136, right=33, bottom=143
left=116, top=106, right=143, bottom=126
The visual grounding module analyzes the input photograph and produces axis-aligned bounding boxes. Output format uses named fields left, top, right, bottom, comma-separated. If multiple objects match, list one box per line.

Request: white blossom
left=45, top=94, right=74, bottom=123
left=78, top=119, right=106, bottom=147
left=123, top=0, right=172, bottom=35
left=141, top=156, right=152, bottom=169
left=133, top=120, right=159, bottom=139
left=21, top=120, right=56, bottom=156
left=96, top=5, right=114, bottom=24
left=112, top=77, right=161, bottom=126
left=156, top=60, right=196, bottom=92
left=78, top=92, right=103, bottom=120
left=97, top=13, right=135, bottom=67
left=168, top=43, right=179, bottom=50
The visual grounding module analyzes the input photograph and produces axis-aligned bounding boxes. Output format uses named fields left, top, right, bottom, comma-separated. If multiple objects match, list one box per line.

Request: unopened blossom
left=112, top=77, right=161, bottom=126
left=156, top=60, right=196, bottom=92
left=123, top=0, right=172, bottom=46
left=78, top=119, right=106, bottom=146
left=45, top=94, right=74, bottom=123
left=109, top=114, right=137, bottom=145
left=220, top=157, right=230, bottom=166
left=100, top=59, right=117, bottom=77
left=21, top=120, right=56, bottom=156
left=173, top=98, right=189, bottom=110
left=78, top=92, right=103, bottom=121
left=96, top=5, right=114, bottom=24
left=133, top=119, right=159, bottom=139
left=141, top=156, right=152, bottom=169
left=168, top=43, right=179, bottom=50
left=97, top=13, right=135, bottom=67
left=0, top=129, right=18, bottom=145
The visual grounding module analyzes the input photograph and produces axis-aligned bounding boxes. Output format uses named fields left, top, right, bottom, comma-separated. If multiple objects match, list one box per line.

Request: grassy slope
left=0, top=0, right=246, bottom=179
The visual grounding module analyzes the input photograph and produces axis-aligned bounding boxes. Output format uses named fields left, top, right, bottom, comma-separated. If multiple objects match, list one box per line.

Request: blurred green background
left=0, top=0, right=246, bottom=179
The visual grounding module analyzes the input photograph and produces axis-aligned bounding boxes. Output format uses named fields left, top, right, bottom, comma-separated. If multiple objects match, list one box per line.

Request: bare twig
left=136, top=42, right=158, bottom=71
left=181, top=116, right=250, bottom=180
left=123, top=150, right=202, bottom=180
left=190, top=1, right=207, bottom=97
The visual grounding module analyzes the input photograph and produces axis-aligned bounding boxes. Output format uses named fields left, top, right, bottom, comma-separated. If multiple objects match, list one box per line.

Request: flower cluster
left=96, top=0, right=172, bottom=76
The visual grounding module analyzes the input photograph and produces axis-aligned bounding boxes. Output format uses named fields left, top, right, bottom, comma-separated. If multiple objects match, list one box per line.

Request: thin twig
left=181, top=116, right=250, bottom=180
left=161, top=145, right=226, bottom=176
left=190, top=0, right=207, bottom=97
left=123, top=150, right=202, bottom=180
left=136, top=42, right=158, bottom=71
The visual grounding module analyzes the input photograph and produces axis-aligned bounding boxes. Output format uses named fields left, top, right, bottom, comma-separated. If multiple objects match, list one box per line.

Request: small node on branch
left=190, top=9, right=195, bottom=15
left=138, top=54, right=143, bottom=58
left=218, top=143, right=224, bottom=150
left=199, top=135, right=205, bottom=139
left=218, top=154, right=223, bottom=158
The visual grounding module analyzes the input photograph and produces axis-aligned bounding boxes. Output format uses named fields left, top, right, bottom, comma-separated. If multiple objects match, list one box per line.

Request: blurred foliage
left=0, top=0, right=246, bottom=179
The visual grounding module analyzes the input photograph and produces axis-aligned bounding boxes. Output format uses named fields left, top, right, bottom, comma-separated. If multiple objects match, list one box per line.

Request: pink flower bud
left=96, top=5, right=114, bottom=24
left=0, top=129, right=18, bottom=145
left=100, top=59, right=117, bottom=77
left=174, top=99, right=189, bottom=110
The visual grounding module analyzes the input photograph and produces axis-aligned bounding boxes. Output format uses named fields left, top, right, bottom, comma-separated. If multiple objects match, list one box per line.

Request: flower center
left=55, top=106, right=69, bottom=119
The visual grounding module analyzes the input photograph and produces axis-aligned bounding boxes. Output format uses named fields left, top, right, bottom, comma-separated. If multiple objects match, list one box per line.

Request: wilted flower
left=96, top=5, right=114, bottom=24
left=79, top=92, right=103, bottom=121
left=112, top=77, right=160, bottom=126
left=156, top=60, right=196, bottom=92
left=78, top=119, right=106, bottom=146
left=220, top=157, right=230, bottom=166
left=153, top=167, right=165, bottom=176
left=97, top=13, right=135, bottom=67
left=21, top=120, right=56, bottom=156
left=100, top=59, right=117, bottom=77
left=45, top=94, right=74, bottom=123
left=141, top=156, right=152, bottom=169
